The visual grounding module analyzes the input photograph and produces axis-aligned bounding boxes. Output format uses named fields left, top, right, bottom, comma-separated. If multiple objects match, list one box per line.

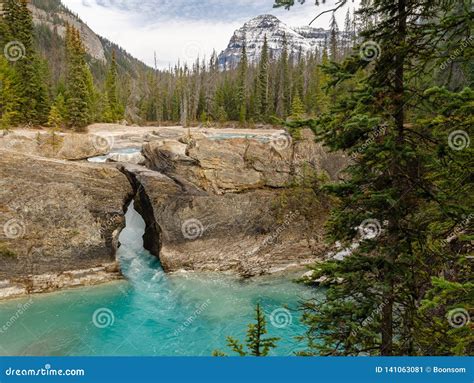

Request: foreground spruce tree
left=413, top=87, right=473, bottom=356
left=213, top=304, right=280, bottom=356
left=276, top=0, right=472, bottom=355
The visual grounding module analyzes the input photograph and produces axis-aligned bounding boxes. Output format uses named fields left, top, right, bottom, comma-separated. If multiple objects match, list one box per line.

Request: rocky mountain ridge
left=28, top=0, right=107, bottom=63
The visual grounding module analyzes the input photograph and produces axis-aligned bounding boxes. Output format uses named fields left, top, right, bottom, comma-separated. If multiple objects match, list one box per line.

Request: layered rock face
left=0, top=149, right=133, bottom=297
left=28, top=2, right=107, bottom=63
left=126, top=129, right=348, bottom=276
left=143, top=130, right=345, bottom=193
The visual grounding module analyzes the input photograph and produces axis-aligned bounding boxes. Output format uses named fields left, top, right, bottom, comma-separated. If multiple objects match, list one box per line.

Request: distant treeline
left=0, top=0, right=361, bottom=129
left=137, top=10, right=359, bottom=125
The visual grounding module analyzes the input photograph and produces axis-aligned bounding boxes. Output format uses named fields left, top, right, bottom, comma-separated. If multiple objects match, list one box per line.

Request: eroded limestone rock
left=122, top=130, right=344, bottom=276
left=143, top=129, right=349, bottom=193
left=0, top=150, right=133, bottom=282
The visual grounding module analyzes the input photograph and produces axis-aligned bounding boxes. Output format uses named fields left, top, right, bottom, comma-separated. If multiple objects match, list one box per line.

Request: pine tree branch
left=309, top=1, right=347, bottom=26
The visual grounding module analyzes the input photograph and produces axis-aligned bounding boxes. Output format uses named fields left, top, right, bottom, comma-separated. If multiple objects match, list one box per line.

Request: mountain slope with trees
left=0, top=0, right=128, bottom=129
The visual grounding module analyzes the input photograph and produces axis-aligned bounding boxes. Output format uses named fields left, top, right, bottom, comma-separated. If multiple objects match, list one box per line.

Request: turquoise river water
left=0, top=202, right=320, bottom=356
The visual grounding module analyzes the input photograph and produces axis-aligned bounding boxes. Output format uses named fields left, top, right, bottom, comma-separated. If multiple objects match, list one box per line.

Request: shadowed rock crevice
left=120, top=166, right=163, bottom=261
left=114, top=129, right=348, bottom=276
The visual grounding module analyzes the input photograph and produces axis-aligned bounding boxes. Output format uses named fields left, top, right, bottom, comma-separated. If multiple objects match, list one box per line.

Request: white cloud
left=63, top=0, right=359, bottom=68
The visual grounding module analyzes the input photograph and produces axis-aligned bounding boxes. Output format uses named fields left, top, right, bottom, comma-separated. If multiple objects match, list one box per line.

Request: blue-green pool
left=0, top=203, right=319, bottom=356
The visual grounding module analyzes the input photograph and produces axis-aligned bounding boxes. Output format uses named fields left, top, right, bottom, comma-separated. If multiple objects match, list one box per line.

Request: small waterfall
left=117, top=201, right=165, bottom=291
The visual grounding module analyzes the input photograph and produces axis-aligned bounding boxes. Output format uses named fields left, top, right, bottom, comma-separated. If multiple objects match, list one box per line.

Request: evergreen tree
left=417, top=277, right=473, bottom=355
left=329, top=15, right=340, bottom=62
left=343, top=9, right=353, bottom=56
left=312, top=50, right=330, bottom=116
left=289, top=93, right=305, bottom=121
left=276, top=33, right=291, bottom=118
left=64, top=25, right=92, bottom=130
left=180, top=91, right=188, bottom=127
left=412, top=86, right=473, bottom=356
left=278, top=0, right=472, bottom=356
left=85, top=66, right=102, bottom=122
left=237, top=43, right=248, bottom=123
left=213, top=304, right=280, bottom=356
left=46, top=95, right=64, bottom=149
left=105, top=50, right=124, bottom=122
left=4, top=0, right=50, bottom=125
left=47, top=93, right=65, bottom=130
left=256, top=35, right=270, bottom=121
left=293, top=47, right=305, bottom=99
left=0, top=56, right=20, bottom=129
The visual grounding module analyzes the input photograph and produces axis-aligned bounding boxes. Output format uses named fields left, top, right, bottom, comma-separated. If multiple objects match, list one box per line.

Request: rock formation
left=0, top=125, right=349, bottom=298
left=125, top=128, right=348, bottom=276
left=0, top=131, right=111, bottom=160
left=0, top=149, right=133, bottom=298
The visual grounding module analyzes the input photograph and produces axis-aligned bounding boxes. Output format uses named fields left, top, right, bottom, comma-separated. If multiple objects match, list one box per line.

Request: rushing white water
left=117, top=201, right=168, bottom=294
left=87, top=147, right=142, bottom=163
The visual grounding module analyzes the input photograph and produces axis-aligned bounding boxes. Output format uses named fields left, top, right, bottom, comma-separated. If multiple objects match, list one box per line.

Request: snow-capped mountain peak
left=218, top=14, right=332, bottom=68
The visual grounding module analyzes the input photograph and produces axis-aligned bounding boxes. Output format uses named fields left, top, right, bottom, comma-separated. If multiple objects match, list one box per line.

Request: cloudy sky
left=64, top=0, right=358, bottom=69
